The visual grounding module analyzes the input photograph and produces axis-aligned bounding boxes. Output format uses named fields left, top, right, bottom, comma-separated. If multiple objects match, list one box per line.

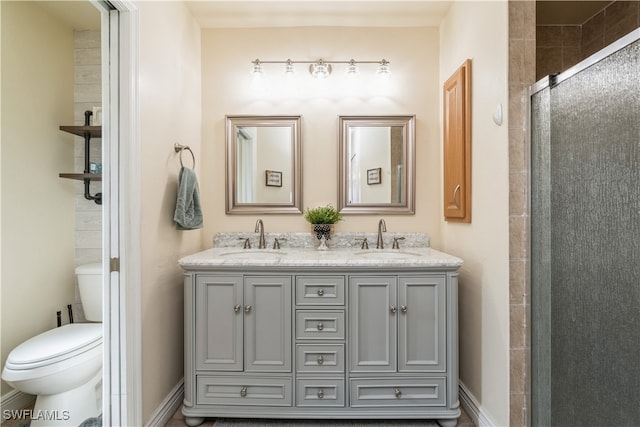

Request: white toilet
left=2, top=263, right=103, bottom=427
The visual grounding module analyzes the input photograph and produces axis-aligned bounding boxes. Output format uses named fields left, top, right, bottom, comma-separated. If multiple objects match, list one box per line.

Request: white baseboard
left=459, top=381, right=497, bottom=427
left=144, top=378, right=184, bottom=427
left=0, top=390, right=36, bottom=414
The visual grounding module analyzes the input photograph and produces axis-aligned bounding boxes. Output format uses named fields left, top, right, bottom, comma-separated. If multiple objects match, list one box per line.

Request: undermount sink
left=219, top=250, right=286, bottom=259
left=353, top=250, right=423, bottom=259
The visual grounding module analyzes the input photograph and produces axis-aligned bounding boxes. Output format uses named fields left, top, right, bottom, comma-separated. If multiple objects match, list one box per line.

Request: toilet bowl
left=2, top=263, right=103, bottom=427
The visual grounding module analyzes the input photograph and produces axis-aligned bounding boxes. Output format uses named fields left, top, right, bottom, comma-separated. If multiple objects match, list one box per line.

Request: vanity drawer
left=349, top=378, right=446, bottom=407
left=296, top=378, right=345, bottom=407
left=295, top=310, right=345, bottom=340
left=197, top=376, right=292, bottom=406
left=296, top=344, right=345, bottom=373
left=296, top=276, right=345, bottom=306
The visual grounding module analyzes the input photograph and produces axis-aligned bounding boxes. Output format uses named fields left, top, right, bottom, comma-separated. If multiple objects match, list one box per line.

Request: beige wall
left=439, top=2, right=510, bottom=425
left=201, top=26, right=442, bottom=246
left=137, top=1, right=202, bottom=422
left=0, top=1, right=76, bottom=396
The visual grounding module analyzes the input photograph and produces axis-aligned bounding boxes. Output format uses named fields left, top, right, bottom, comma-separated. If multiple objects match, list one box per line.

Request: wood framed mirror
left=226, top=115, right=302, bottom=214
left=338, top=115, right=415, bottom=214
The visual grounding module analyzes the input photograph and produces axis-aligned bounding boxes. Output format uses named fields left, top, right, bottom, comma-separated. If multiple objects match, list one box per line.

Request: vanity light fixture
left=250, top=58, right=390, bottom=79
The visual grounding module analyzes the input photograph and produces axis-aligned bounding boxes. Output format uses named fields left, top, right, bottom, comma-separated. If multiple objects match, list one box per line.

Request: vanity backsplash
left=213, top=231, right=430, bottom=250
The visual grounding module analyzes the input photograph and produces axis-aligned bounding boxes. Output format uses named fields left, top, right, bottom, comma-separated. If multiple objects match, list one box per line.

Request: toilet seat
left=4, top=323, right=102, bottom=371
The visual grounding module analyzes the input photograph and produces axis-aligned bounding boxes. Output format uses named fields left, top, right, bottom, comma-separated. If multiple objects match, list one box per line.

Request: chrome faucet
left=376, top=219, right=387, bottom=249
left=255, top=219, right=266, bottom=249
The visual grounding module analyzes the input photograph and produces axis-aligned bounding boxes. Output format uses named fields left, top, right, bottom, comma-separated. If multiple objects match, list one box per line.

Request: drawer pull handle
left=240, top=387, right=248, bottom=397
left=394, top=388, right=402, bottom=398
left=317, top=389, right=325, bottom=399
left=233, top=304, right=241, bottom=313
left=317, top=288, right=325, bottom=296
left=317, top=355, right=324, bottom=365
left=390, top=305, right=397, bottom=314
left=401, top=305, right=408, bottom=313
left=317, top=322, right=324, bottom=331
left=244, top=305, right=252, bottom=313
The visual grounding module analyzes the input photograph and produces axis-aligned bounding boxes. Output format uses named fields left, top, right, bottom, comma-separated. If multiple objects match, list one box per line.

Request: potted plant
left=303, top=204, right=342, bottom=248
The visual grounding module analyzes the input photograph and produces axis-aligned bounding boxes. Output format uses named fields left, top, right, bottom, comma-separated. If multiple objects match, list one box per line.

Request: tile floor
left=165, top=406, right=477, bottom=427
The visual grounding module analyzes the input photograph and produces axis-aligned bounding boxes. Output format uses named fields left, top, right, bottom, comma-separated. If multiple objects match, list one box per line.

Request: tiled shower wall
left=73, top=30, right=102, bottom=321
left=536, top=0, right=640, bottom=79
left=509, top=1, right=535, bottom=426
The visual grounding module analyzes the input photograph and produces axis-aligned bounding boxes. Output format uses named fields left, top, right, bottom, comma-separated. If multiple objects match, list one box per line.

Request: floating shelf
left=58, top=173, right=102, bottom=181
left=59, top=125, right=102, bottom=138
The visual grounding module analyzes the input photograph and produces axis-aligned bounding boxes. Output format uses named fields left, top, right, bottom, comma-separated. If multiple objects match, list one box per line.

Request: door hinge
left=110, top=257, right=120, bottom=272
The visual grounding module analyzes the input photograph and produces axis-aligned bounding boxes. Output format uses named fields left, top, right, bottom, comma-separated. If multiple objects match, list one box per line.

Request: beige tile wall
left=536, top=25, right=581, bottom=79
left=509, top=1, right=535, bottom=426
left=73, top=30, right=102, bottom=322
left=536, top=0, right=640, bottom=80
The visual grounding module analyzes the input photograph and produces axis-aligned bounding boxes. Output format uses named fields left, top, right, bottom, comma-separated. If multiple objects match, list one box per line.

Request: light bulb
left=251, top=59, right=264, bottom=78
left=310, top=60, right=331, bottom=79
left=376, top=59, right=391, bottom=77
left=283, top=59, right=295, bottom=77
left=346, top=59, right=359, bottom=76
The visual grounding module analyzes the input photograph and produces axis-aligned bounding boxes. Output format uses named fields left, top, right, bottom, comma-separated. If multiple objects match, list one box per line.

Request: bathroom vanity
left=180, top=234, right=463, bottom=427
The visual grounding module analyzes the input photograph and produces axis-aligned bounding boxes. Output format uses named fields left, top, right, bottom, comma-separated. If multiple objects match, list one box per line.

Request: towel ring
left=174, top=143, right=195, bottom=170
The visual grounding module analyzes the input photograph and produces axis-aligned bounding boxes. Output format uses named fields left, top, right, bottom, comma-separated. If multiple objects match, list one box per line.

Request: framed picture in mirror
left=265, top=170, right=282, bottom=187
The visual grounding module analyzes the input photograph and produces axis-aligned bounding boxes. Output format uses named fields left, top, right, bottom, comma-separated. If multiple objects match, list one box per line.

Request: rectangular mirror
left=339, top=115, right=415, bottom=214
left=226, top=115, right=302, bottom=214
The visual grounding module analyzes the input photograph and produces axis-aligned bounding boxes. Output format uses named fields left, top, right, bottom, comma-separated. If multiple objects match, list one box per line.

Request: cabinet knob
left=317, top=355, right=324, bottom=365
left=401, top=305, right=408, bottom=313
left=394, top=388, right=402, bottom=398
left=234, top=304, right=241, bottom=313
left=244, top=305, right=252, bottom=313
left=240, top=387, right=248, bottom=397
left=316, top=322, right=324, bottom=331
left=390, top=305, right=397, bottom=314
left=317, top=389, right=325, bottom=399
left=317, top=288, right=325, bottom=296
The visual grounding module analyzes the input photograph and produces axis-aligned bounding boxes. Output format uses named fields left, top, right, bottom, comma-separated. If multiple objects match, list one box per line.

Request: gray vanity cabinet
left=349, top=275, right=446, bottom=373
left=183, top=263, right=460, bottom=427
left=195, top=275, right=292, bottom=372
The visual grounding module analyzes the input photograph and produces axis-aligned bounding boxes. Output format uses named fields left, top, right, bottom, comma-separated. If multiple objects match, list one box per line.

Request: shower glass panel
left=530, top=34, right=640, bottom=427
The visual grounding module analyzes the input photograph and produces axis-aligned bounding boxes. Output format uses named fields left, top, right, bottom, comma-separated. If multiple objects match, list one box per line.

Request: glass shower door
left=530, top=34, right=640, bottom=427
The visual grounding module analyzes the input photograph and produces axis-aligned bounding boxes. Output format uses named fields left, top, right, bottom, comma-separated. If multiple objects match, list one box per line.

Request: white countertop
left=179, top=247, right=463, bottom=269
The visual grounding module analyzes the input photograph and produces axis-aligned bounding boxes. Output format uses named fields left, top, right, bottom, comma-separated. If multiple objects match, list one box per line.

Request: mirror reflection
left=339, top=115, right=415, bottom=214
left=226, top=116, right=302, bottom=214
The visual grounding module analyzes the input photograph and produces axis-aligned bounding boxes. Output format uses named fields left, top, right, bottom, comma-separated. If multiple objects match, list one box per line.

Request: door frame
left=94, top=1, right=141, bottom=425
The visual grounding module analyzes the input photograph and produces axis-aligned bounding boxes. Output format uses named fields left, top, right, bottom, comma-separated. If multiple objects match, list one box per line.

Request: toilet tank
left=75, top=263, right=103, bottom=322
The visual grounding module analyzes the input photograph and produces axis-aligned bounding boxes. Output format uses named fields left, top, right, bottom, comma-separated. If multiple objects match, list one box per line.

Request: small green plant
left=303, top=204, right=343, bottom=224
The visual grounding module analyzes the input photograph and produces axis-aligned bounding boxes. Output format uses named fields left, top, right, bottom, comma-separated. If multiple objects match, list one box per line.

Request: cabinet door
left=443, top=59, right=471, bottom=222
left=195, top=275, right=243, bottom=371
left=349, top=276, right=397, bottom=373
left=244, top=276, right=292, bottom=372
left=398, top=276, right=446, bottom=372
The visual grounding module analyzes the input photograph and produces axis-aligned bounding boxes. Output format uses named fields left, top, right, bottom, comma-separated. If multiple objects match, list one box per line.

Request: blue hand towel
left=173, top=166, right=203, bottom=230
